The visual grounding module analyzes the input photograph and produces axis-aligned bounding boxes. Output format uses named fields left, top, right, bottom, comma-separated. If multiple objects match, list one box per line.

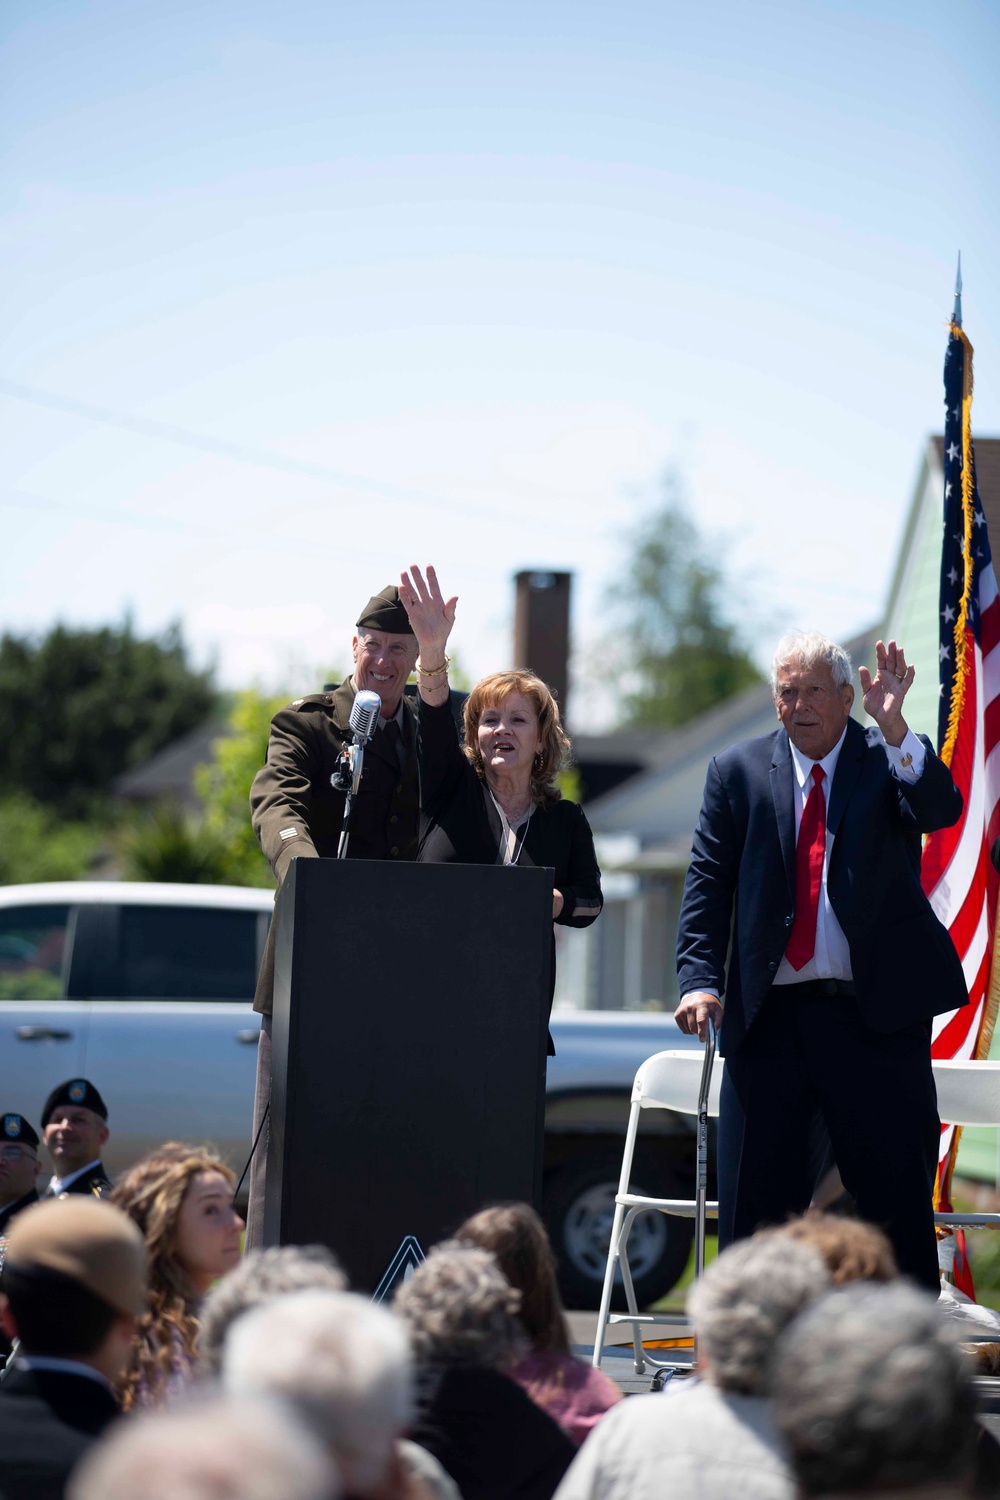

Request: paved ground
left=566, top=1311, right=1000, bottom=1414
left=566, top=1309, right=696, bottom=1396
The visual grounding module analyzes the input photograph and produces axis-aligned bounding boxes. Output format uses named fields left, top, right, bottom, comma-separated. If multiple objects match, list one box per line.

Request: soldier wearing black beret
left=251, top=586, right=422, bottom=962
left=40, top=1079, right=113, bottom=1200
left=0, top=1113, right=42, bottom=1236
left=246, top=585, right=463, bottom=1246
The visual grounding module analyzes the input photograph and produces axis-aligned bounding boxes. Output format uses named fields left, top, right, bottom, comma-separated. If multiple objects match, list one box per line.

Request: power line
left=0, top=375, right=564, bottom=532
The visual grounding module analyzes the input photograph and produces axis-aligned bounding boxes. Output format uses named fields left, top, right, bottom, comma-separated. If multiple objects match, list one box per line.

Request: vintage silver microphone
left=348, top=690, right=382, bottom=744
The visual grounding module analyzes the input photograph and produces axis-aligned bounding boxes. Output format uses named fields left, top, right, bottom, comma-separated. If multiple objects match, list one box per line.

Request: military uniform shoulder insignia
left=288, top=693, right=332, bottom=712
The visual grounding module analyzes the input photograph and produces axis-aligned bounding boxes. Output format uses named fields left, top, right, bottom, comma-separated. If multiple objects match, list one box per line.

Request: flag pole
left=936, top=254, right=972, bottom=1214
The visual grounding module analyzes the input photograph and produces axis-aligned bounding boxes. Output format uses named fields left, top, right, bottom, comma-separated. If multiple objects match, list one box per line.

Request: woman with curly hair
left=111, top=1143, right=243, bottom=1410
left=456, top=1203, right=621, bottom=1444
left=400, top=566, right=603, bottom=1053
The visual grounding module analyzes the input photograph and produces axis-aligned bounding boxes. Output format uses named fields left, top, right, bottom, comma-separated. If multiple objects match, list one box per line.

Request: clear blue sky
left=2, top=0, right=998, bottom=722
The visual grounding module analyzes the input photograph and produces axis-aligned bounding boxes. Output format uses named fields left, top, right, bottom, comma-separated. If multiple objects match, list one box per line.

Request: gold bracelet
left=415, top=655, right=450, bottom=677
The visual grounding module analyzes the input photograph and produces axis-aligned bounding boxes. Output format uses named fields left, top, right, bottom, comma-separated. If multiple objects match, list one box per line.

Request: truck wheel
left=542, top=1149, right=695, bottom=1311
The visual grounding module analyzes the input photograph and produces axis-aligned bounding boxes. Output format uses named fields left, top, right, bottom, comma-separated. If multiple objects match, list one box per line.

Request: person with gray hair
left=221, top=1288, right=454, bottom=1500
left=394, top=1243, right=575, bottom=1500
left=772, top=1281, right=979, bottom=1496
left=67, top=1393, right=339, bottom=1500
left=767, top=631, right=854, bottom=695
left=198, top=1243, right=348, bottom=1376
left=675, top=629, right=966, bottom=1289
left=553, top=1236, right=829, bottom=1500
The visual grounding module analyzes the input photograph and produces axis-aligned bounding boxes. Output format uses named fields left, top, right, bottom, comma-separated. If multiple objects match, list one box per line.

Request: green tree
left=194, top=689, right=288, bottom=886
left=120, top=802, right=233, bottom=884
left=604, top=472, right=761, bottom=729
left=0, top=795, right=101, bottom=884
left=0, top=620, right=217, bottom=818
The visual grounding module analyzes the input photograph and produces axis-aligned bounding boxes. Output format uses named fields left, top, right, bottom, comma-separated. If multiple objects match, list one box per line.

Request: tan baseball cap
left=3, top=1198, right=147, bottom=1317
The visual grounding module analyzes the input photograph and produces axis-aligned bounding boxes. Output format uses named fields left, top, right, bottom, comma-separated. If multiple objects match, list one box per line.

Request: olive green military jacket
left=249, top=678, right=420, bottom=1014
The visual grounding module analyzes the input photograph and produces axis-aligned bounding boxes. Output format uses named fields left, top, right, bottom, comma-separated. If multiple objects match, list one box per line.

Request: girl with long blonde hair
left=111, top=1143, right=243, bottom=1410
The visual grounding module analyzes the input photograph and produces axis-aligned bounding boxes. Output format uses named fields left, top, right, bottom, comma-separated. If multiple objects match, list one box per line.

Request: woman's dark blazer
left=415, top=697, right=603, bottom=924
left=415, top=697, right=603, bottom=1050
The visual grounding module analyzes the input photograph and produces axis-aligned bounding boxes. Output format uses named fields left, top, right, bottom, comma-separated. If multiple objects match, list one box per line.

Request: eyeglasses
left=0, top=1146, right=35, bottom=1163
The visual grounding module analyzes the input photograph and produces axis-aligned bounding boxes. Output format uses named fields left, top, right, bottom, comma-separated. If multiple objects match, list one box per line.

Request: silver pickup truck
left=0, top=881, right=701, bottom=1308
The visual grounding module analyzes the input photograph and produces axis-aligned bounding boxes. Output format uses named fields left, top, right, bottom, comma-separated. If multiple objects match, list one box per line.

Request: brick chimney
left=513, top=571, right=572, bottom=725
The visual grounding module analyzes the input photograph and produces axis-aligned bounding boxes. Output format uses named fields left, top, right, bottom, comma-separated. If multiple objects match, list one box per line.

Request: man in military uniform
left=0, top=1114, right=42, bottom=1237
left=245, top=585, right=425, bottom=1246
left=40, top=1080, right=113, bottom=1199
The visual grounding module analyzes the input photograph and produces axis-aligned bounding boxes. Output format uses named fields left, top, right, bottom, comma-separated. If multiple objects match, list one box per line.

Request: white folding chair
left=932, top=1059, right=1000, bottom=1233
left=592, top=1028, right=720, bottom=1374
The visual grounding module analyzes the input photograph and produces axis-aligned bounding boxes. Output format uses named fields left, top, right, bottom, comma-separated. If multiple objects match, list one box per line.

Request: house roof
left=114, top=720, right=232, bottom=807
left=570, top=727, right=673, bottom=804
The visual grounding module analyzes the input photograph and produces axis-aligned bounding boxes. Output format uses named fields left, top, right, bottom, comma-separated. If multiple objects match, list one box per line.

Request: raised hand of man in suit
left=858, top=638, right=915, bottom=747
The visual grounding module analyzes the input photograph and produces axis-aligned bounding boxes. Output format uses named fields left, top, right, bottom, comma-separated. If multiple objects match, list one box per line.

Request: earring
left=534, top=751, right=545, bottom=771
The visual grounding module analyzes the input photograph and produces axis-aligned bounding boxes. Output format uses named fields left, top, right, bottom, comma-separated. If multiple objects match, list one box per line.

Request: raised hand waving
left=399, top=566, right=458, bottom=659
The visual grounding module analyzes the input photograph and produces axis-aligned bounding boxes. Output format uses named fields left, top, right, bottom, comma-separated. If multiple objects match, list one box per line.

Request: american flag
left=920, top=307, right=1000, bottom=1198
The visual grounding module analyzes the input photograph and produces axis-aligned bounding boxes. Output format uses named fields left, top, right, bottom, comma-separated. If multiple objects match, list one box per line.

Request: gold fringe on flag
left=940, top=325, right=976, bottom=770
left=976, top=884, right=1000, bottom=1062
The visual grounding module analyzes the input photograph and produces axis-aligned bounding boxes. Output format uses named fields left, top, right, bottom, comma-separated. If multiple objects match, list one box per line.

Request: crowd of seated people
left=4, top=1091, right=1000, bottom=1500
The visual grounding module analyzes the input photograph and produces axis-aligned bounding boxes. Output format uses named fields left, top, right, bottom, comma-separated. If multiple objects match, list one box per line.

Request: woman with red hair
left=400, top=566, right=603, bottom=1050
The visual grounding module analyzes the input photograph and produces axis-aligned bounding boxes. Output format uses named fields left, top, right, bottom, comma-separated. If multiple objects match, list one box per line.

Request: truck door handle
left=236, top=1030, right=259, bottom=1045
left=16, top=1025, right=73, bottom=1041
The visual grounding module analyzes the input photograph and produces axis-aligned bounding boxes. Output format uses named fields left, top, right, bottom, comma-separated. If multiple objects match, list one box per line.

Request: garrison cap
left=356, top=586, right=414, bottom=636
left=41, top=1079, right=109, bottom=1128
left=4, top=1197, right=147, bottom=1317
left=2, top=1113, right=39, bottom=1151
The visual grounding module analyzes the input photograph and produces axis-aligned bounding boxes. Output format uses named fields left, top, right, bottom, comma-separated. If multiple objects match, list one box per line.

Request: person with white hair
left=198, top=1243, right=348, bottom=1376
left=772, top=1280, right=982, bottom=1497
left=394, top=1243, right=575, bottom=1500
left=675, top=631, right=966, bottom=1289
left=67, top=1393, right=339, bottom=1500
left=221, top=1288, right=457, bottom=1500
left=553, top=1236, right=830, bottom=1500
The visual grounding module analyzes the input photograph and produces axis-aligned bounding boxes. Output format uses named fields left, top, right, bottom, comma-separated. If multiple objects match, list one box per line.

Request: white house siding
left=883, top=448, right=945, bottom=738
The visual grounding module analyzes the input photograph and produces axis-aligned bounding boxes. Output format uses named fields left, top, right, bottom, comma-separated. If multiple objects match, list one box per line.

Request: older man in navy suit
left=676, top=632, right=968, bottom=1290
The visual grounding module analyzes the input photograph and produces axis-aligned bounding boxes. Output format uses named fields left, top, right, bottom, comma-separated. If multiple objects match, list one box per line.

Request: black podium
left=263, top=858, right=553, bottom=1291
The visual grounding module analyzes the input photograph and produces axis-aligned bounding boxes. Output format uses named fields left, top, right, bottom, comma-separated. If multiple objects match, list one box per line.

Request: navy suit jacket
left=676, top=718, right=969, bottom=1056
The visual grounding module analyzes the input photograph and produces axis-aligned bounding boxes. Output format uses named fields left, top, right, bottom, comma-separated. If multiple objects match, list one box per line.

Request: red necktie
left=785, top=764, right=826, bottom=972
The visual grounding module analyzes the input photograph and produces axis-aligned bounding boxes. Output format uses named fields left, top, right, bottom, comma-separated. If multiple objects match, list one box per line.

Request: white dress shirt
left=45, top=1157, right=103, bottom=1197
left=682, top=724, right=926, bottom=1000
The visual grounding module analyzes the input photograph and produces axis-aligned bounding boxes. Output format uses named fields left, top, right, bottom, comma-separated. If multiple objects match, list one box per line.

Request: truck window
left=104, top=907, right=259, bottom=1000
left=0, top=905, right=71, bottom=1000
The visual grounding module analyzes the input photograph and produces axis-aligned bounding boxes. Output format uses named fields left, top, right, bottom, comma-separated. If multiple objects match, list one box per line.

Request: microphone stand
left=334, top=738, right=366, bottom=860
left=331, top=689, right=382, bottom=859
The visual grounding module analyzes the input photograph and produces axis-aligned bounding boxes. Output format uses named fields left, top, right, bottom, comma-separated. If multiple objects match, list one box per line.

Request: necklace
left=495, top=794, right=532, bottom=823
left=487, top=787, right=535, bottom=865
